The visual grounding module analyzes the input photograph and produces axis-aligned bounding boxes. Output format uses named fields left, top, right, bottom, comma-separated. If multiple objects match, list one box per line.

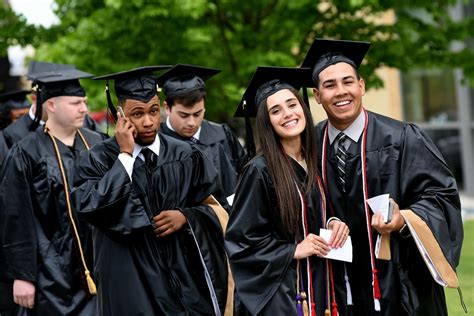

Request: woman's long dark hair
left=255, top=87, right=320, bottom=234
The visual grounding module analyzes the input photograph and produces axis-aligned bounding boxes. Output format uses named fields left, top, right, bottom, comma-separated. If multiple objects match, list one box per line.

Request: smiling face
left=313, top=62, right=365, bottom=131
left=123, top=95, right=160, bottom=146
left=266, top=88, right=306, bottom=144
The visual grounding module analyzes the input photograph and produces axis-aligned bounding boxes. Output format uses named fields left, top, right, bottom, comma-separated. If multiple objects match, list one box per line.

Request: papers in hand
left=367, top=193, right=391, bottom=223
left=226, top=194, right=235, bottom=206
left=319, top=228, right=353, bottom=262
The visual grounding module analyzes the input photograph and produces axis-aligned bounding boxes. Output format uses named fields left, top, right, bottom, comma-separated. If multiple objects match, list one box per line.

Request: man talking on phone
left=71, top=66, right=233, bottom=316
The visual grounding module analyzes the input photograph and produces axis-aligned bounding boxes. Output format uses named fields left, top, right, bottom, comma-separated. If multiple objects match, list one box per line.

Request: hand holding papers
left=320, top=229, right=353, bottom=262
left=367, top=193, right=392, bottom=260
left=366, top=194, right=392, bottom=223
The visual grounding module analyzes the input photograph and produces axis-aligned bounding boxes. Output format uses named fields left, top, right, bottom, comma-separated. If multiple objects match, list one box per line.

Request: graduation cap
left=156, top=64, right=221, bottom=98
left=235, top=66, right=313, bottom=118
left=234, top=66, right=313, bottom=159
left=0, top=89, right=31, bottom=111
left=94, top=66, right=171, bottom=121
left=30, top=68, right=93, bottom=130
left=301, top=38, right=371, bottom=84
left=26, top=61, right=76, bottom=90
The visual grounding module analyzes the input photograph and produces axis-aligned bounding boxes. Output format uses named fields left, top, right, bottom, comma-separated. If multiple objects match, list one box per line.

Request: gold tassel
left=301, top=292, right=309, bottom=316
left=85, top=270, right=97, bottom=295
left=325, top=308, right=331, bottom=316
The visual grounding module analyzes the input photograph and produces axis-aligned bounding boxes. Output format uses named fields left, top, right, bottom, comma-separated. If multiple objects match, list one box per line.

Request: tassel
left=374, top=299, right=381, bottom=312
left=331, top=301, right=338, bottom=316
left=300, top=292, right=309, bottom=316
left=311, top=302, right=316, bottom=316
left=372, top=269, right=381, bottom=299
left=297, top=298, right=304, bottom=316
left=85, top=270, right=97, bottom=295
left=325, top=308, right=330, bottom=316
left=344, top=271, right=352, bottom=305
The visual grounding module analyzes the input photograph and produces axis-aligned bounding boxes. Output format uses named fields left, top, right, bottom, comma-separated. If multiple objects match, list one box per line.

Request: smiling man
left=303, top=38, right=463, bottom=316
left=72, top=66, right=233, bottom=316
left=157, top=64, right=245, bottom=203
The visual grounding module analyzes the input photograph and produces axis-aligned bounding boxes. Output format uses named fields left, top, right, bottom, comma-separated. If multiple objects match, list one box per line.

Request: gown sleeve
left=0, top=146, right=37, bottom=282
left=71, top=146, right=152, bottom=235
left=225, top=161, right=296, bottom=315
left=399, top=124, right=463, bottom=279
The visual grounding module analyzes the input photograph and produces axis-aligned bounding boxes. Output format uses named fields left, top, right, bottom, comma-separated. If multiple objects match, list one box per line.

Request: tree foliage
left=2, top=0, right=474, bottom=121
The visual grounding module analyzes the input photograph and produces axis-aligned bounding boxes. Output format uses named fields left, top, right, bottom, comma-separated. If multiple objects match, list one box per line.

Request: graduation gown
left=0, top=127, right=103, bottom=316
left=71, top=134, right=230, bottom=316
left=160, top=120, right=246, bottom=198
left=316, top=111, right=463, bottom=316
left=225, top=155, right=341, bottom=315
left=2, top=114, right=107, bottom=149
left=0, top=131, right=8, bottom=167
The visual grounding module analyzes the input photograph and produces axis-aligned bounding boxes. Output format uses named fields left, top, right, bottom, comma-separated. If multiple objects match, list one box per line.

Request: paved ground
left=461, top=194, right=474, bottom=221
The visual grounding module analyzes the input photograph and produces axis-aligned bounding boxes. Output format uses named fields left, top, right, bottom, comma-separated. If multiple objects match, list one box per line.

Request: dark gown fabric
left=71, top=134, right=230, bottom=316
left=225, top=155, right=343, bottom=316
left=316, top=111, right=463, bottom=316
left=160, top=120, right=246, bottom=198
left=0, top=127, right=103, bottom=316
left=0, top=131, right=8, bottom=167
left=2, top=114, right=107, bottom=149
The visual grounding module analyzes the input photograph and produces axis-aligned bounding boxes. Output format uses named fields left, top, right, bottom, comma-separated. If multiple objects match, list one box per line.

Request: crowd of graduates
left=0, top=38, right=464, bottom=316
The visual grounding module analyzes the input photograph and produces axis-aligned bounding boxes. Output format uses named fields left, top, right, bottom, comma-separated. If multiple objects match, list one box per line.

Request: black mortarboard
left=27, top=61, right=76, bottom=90
left=94, top=66, right=171, bottom=121
left=234, top=66, right=313, bottom=159
left=234, top=66, right=313, bottom=118
left=31, top=68, right=93, bottom=130
left=0, top=90, right=31, bottom=110
left=301, top=38, right=371, bottom=84
left=157, top=64, right=221, bottom=98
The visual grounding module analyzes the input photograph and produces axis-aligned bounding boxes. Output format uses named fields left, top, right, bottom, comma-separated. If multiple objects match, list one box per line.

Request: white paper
left=226, top=194, right=234, bottom=206
left=367, top=193, right=390, bottom=222
left=319, top=228, right=353, bottom=262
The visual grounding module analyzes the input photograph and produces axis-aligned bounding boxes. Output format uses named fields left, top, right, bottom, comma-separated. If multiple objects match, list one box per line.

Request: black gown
left=316, top=111, right=463, bottom=316
left=0, top=131, right=8, bottom=166
left=225, top=155, right=343, bottom=316
left=71, top=133, right=231, bottom=316
left=0, top=127, right=103, bottom=316
left=2, top=114, right=107, bottom=149
left=160, top=120, right=246, bottom=198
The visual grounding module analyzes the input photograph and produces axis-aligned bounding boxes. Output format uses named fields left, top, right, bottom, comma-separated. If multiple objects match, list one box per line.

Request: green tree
left=3, top=0, right=474, bottom=121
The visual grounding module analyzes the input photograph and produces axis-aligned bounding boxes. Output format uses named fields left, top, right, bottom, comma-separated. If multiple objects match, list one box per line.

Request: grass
left=446, top=220, right=473, bottom=315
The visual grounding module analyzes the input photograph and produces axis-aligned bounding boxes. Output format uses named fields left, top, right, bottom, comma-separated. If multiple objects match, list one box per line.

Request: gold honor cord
left=44, top=126, right=97, bottom=295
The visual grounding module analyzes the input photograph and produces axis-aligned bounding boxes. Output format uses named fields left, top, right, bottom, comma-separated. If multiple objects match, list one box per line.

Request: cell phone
left=117, top=106, right=126, bottom=118
left=386, top=200, right=394, bottom=223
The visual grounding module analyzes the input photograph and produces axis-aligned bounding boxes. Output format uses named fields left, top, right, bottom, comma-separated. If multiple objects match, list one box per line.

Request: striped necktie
left=335, top=132, right=347, bottom=192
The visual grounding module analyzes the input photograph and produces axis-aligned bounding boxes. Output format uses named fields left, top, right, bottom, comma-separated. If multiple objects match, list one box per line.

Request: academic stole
left=295, top=178, right=338, bottom=316
left=321, top=108, right=382, bottom=311
left=44, top=125, right=97, bottom=295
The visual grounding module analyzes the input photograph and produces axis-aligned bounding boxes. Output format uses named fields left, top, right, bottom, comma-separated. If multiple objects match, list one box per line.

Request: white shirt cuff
left=118, top=153, right=135, bottom=180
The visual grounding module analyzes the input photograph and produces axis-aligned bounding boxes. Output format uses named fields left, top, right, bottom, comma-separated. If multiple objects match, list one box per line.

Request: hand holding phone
left=117, top=106, right=126, bottom=118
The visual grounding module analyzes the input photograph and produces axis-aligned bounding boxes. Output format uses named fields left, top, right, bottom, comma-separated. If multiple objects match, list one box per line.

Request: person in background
left=302, top=38, right=464, bottom=315
left=0, top=90, right=30, bottom=130
left=0, top=67, right=102, bottom=315
left=2, top=61, right=106, bottom=149
left=157, top=64, right=245, bottom=204
left=226, top=66, right=349, bottom=315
